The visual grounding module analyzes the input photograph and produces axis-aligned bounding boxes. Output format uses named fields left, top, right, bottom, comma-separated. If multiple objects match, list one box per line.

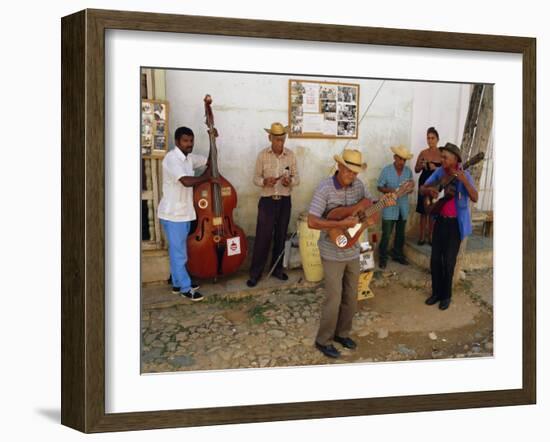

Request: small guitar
left=423, top=152, right=485, bottom=216
left=327, top=180, right=415, bottom=249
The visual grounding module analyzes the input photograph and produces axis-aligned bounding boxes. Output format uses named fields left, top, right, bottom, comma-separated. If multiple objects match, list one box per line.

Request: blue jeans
left=160, top=219, right=192, bottom=292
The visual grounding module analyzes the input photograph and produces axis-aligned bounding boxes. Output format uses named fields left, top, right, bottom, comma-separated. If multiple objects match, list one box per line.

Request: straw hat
left=333, top=149, right=367, bottom=173
left=391, top=145, right=414, bottom=160
left=264, top=122, right=289, bottom=136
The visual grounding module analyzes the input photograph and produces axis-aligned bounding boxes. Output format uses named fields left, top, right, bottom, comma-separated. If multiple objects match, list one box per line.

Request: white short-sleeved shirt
left=157, top=147, right=207, bottom=222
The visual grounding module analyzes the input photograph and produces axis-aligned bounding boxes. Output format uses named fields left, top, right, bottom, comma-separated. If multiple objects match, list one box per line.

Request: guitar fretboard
left=364, top=199, right=386, bottom=218
left=362, top=189, right=405, bottom=220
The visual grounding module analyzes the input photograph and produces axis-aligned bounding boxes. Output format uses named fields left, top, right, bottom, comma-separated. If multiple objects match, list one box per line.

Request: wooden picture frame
left=61, top=8, right=536, bottom=433
left=288, top=79, right=360, bottom=139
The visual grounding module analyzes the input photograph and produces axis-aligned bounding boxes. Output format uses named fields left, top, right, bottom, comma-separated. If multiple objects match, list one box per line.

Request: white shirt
left=157, top=148, right=207, bottom=222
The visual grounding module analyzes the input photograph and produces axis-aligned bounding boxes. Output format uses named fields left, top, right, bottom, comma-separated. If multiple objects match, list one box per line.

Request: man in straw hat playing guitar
left=377, top=145, right=415, bottom=269
left=247, top=122, right=300, bottom=287
left=307, top=149, right=396, bottom=359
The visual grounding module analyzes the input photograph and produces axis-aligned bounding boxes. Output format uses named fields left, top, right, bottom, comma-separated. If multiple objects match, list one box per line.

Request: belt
left=264, top=195, right=290, bottom=200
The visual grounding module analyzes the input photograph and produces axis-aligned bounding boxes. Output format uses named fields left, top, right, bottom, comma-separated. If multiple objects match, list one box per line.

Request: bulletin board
left=141, top=99, right=170, bottom=155
left=288, top=79, right=360, bottom=139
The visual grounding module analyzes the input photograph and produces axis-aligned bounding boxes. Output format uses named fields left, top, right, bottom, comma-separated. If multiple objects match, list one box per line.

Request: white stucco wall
left=165, top=69, right=472, bottom=235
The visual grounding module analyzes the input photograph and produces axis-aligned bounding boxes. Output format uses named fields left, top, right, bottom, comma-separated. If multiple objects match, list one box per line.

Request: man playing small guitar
left=307, top=149, right=396, bottom=359
left=420, top=143, right=479, bottom=310
left=377, top=145, right=415, bottom=269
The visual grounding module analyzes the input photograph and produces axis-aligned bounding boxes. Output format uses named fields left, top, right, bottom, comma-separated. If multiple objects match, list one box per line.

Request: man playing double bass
left=247, top=122, right=300, bottom=287
left=158, top=126, right=220, bottom=301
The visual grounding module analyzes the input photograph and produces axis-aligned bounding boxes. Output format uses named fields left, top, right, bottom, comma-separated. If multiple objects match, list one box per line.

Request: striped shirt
left=309, top=174, right=373, bottom=261
left=377, top=164, right=413, bottom=220
left=253, top=147, right=300, bottom=197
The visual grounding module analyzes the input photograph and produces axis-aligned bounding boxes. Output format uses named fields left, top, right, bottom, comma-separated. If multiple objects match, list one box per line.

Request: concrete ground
left=141, top=261, right=493, bottom=373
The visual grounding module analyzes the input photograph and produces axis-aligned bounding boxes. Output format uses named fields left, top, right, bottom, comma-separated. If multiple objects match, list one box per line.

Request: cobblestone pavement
left=141, top=265, right=493, bottom=373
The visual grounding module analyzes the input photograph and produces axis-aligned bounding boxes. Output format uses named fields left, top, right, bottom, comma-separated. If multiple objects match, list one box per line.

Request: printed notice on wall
left=302, top=114, right=324, bottom=133
left=302, top=83, right=320, bottom=113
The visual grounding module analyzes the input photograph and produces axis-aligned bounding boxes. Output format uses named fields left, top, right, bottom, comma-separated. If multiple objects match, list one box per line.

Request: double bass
left=187, top=95, right=248, bottom=280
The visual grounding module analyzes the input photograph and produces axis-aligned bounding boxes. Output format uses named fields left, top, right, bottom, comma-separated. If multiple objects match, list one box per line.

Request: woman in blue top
left=420, top=143, right=478, bottom=310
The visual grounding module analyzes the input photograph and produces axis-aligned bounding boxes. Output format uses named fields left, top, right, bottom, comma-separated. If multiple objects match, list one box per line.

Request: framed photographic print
left=61, top=8, right=536, bottom=433
left=141, top=98, right=170, bottom=155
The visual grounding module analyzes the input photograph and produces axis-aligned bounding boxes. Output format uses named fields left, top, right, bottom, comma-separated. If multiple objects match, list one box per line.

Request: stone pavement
left=141, top=264, right=493, bottom=374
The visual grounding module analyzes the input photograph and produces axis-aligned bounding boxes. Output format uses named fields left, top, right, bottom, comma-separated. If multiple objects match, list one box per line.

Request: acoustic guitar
left=423, top=152, right=485, bottom=216
left=327, top=180, right=415, bottom=249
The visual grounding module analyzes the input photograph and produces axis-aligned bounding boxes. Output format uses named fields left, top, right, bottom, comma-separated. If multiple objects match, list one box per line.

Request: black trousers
left=430, top=217, right=462, bottom=300
left=249, top=196, right=291, bottom=280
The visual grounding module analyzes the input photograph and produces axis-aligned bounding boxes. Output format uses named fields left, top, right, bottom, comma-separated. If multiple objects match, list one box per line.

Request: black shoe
left=417, top=240, right=425, bottom=246
left=246, top=278, right=258, bottom=287
left=172, top=283, right=199, bottom=295
left=272, top=271, right=288, bottom=281
left=392, top=255, right=409, bottom=265
left=425, top=295, right=440, bottom=306
left=439, top=298, right=451, bottom=310
left=179, top=290, right=204, bottom=302
left=379, top=260, right=387, bottom=269
left=315, top=342, right=341, bottom=359
left=334, top=336, right=357, bottom=350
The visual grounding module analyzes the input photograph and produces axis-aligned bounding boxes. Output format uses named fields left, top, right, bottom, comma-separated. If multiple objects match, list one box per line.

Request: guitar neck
left=362, top=186, right=409, bottom=220
left=347, top=199, right=392, bottom=236
left=363, top=199, right=387, bottom=219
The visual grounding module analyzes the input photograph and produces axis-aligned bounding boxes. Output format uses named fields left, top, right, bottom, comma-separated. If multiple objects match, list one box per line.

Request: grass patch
left=248, top=302, right=273, bottom=325
left=204, top=294, right=253, bottom=308
left=287, top=287, right=311, bottom=295
left=460, top=279, right=474, bottom=292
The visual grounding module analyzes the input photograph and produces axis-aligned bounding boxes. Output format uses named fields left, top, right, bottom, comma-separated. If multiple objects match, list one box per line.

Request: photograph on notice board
left=140, top=99, right=169, bottom=153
